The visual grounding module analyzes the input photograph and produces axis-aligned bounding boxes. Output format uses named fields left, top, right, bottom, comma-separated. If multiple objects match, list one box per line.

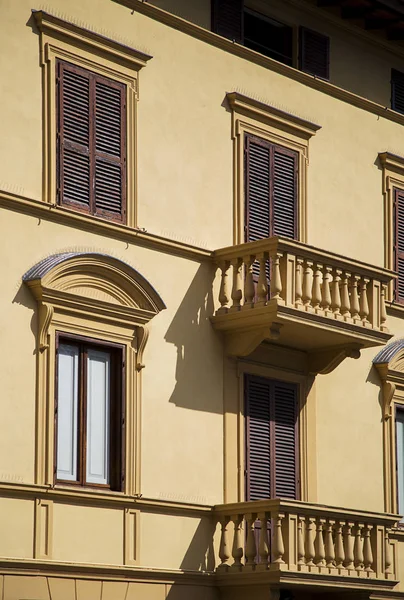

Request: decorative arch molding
left=23, top=252, right=165, bottom=495
left=373, top=339, right=404, bottom=514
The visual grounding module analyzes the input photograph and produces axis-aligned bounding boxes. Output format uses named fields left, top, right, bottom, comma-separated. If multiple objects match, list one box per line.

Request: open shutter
left=273, top=381, right=299, bottom=499
left=394, top=189, right=404, bottom=302
left=56, top=343, right=79, bottom=482
left=245, top=375, right=271, bottom=501
left=57, top=62, right=91, bottom=211
left=392, top=69, right=404, bottom=114
left=211, top=0, right=243, bottom=43
left=272, top=146, right=298, bottom=239
left=299, top=27, right=330, bottom=80
left=94, top=76, right=126, bottom=221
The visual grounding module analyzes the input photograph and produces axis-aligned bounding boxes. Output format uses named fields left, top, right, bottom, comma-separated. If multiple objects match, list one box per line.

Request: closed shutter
left=392, top=69, right=404, bottom=114
left=57, top=61, right=126, bottom=222
left=272, top=146, right=298, bottom=239
left=211, top=0, right=243, bottom=43
left=245, top=375, right=299, bottom=500
left=299, top=27, right=330, bottom=80
left=394, top=189, right=404, bottom=302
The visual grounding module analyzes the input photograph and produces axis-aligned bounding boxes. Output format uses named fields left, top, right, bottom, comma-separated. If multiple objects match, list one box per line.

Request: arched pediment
left=23, top=252, right=166, bottom=321
left=373, top=339, right=404, bottom=375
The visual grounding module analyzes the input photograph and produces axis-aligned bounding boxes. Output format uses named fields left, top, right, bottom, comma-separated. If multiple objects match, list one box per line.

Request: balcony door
left=245, top=374, right=299, bottom=501
left=244, top=134, right=298, bottom=245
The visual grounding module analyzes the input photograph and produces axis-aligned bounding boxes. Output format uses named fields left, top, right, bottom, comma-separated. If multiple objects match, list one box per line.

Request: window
left=57, top=61, right=126, bottom=222
left=212, top=1, right=330, bottom=79
left=393, top=188, right=404, bottom=303
left=245, top=374, right=299, bottom=500
left=391, top=69, right=404, bottom=114
left=396, top=407, right=404, bottom=520
left=56, top=336, right=124, bottom=490
left=244, top=134, right=298, bottom=244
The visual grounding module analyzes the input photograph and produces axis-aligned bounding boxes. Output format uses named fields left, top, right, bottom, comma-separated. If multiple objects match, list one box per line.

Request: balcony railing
left=212, top=237, right=395, bottom=365
left=214, top=499, right=400, bottom=590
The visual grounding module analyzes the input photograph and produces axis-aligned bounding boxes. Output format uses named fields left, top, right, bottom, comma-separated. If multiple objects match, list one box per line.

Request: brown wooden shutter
left=211, top=0, right=243, bottom=43
left=245, top=135, right=271, bottom=243
left=272, top=146, right=298, bottom=239
left=57, top=62, right=91, bottom=211
left=57, top=61, right=126, bottom=222
left=299, top=27, right=330, bottom=80
left=245, top=375, right=299, bottom=501
left=394, top=189, right=404, bottom=302
left=391, top=69, right=404, bottom=114
left=273, top=381, right=299, bottom=499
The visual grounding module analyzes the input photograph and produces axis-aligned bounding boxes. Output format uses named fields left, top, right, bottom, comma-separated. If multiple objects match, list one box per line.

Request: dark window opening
left=244, top=9, right=294, bottom=66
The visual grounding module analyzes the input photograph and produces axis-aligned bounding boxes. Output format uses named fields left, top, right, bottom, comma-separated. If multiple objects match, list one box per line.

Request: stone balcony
left=211, top=237, right=395, bottom=373
left=214, top=498, right=400, bottom=595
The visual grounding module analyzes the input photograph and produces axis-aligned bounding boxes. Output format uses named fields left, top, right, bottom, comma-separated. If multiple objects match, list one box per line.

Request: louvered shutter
left=245, top=375, right=299, bottom=501
left=211, top=0, right=243, bottom=43
left=57, top=61, right=126, bottom=222
left=245, top=136, right=271, bottom=243
left=392, top=69, right=404, bottom=114
left=299, top=27, right=330, bottom=80
left=272, top=146, right=298, bottom=239
left=245, top=375, right=271, bottom=501
left=394, top=189, right=404, bottom=302
left=273, top=381, right=299, bottom=499
left=94, top=76, right=126, bottom=220
left=57, top=62, right=91, bottom=211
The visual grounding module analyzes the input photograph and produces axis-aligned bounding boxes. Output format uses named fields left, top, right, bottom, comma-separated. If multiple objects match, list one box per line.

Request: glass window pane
left=57, top=344, right=79, bottom=481
left=86, top=349, right=111, bottom=485
left=397, top=411, right=404, bottom=519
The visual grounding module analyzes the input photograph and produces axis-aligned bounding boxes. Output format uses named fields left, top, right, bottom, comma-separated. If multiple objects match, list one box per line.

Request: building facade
left=1, top=0, right=404, bottom=598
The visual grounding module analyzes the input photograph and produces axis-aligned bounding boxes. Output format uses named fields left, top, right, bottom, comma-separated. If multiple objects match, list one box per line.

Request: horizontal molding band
left=0, top=190, right=212, bottom=262
left=114, top=0, right=404, bottom=127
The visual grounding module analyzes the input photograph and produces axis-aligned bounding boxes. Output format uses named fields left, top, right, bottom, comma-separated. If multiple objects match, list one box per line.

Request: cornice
left=32, top=9, right=152, bottom=69
left=0, top=189, right=212, bottom=262
left=114, top=0, right=404, bottom=127
left=379, top=152, right=404, bottom=177
left=227, top=91, right=321, bottom=140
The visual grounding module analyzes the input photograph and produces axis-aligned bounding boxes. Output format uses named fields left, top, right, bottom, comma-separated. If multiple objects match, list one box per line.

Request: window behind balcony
left=393, top=188, right=404, bottom=302
left=245, top=374, right=299, bottom=500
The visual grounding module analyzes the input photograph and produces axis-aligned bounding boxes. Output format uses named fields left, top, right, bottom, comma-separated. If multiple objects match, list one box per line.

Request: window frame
left=54, top=332, right=126, bottom=491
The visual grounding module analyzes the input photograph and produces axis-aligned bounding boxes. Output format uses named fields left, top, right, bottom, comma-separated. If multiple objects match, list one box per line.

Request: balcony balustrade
left=214, top=499, right=400, bottom=592
left=212, top=237, right=395, bottom=372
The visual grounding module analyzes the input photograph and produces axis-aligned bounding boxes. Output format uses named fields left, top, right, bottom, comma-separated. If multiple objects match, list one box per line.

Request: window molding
left=379, top=151, right=404, bottom=310
left=33, top=10, right=152, bottom=228
left=23, top=252, right=165, bottom=497
left=223, top=347, right=316, bottom=505
left=227, top=91, right=321, bottom=245
left=373, top=340, right=404, bottom=515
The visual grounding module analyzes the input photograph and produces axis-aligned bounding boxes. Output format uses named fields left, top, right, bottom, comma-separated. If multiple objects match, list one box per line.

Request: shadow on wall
left=165, top=262, right=224, bottom=414
left=13, top=283, right=38, bottom=353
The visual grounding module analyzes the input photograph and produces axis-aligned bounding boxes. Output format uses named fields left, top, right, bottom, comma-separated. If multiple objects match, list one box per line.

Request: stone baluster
left=331, top=268, right=342, bottom=317
left=302, top=261, right=314, bottom=310
left=325, top=520, right=335, bottom=569
left=218, top=261, right=230, bottom=314
left=230, top=258, right=243, bottom=310
left=305, top=517, right=316, bottom=566
left=257, top=253, right=268, bottom=305
left=297, top=516, right=305, bottom=566
left=244, top=256, right=255, bottom=309
left=350, top=275, right=361, bottom=323
left=363, top=524, right=374, bottom=572
left=315, top=518, right=326, bottom=567
left=381, top=284, right=388, bottom=332
left=295, top=258, right=304, bottom=308
left=258, top=512, right=270, bottom=565
left=359, top=278, right=370, bottom=325
left=312, top=263, right=323, bottom=312
left=218, top=516, right=231, bottom=569
left=340, top=272, right=352, bottom=319
left=321, top=266, right=332, bottom=315
left=385, top=529, right=392, bottom=575
left=270, top=253, right=283, bottom=302
left=272, top=513, right=285, bottom=564
left=231, top=514, right=244, bottom=568
left=354, top=523, right=364, bottom=573
left=343, top=522, right=355, bottom=571
left=245, top=513, right=257, bottom=567
left=335, top=521, right=345, bottom=569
